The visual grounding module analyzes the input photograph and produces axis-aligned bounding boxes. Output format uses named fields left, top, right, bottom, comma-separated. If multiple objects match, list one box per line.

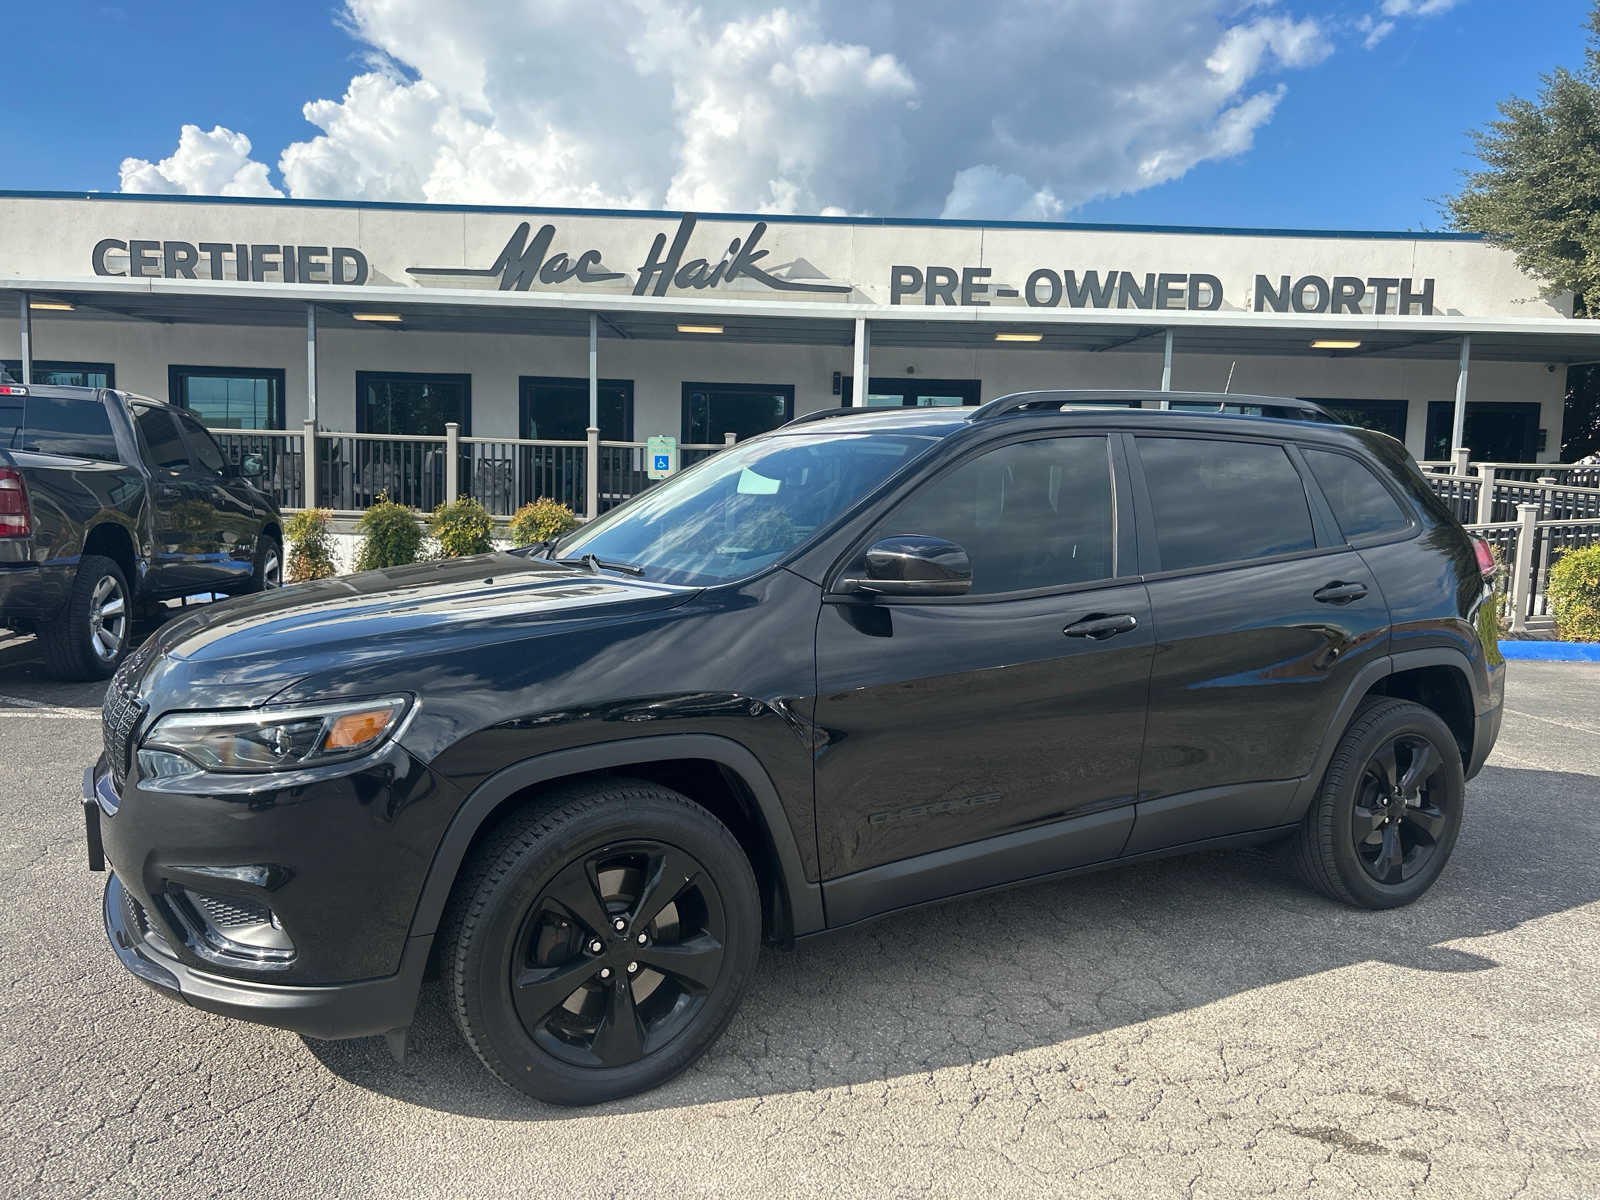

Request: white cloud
left=119, top=125, right=281, bottom=197
left=118, top=1, right=1349, bottom=220
left=1360, top=0, right=1463, bottom=48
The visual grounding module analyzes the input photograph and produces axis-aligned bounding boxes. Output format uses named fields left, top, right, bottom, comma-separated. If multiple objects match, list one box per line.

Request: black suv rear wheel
left=441, top=778, right=760, bottom=1105
left=1293, top=697, right=1465, bottom=909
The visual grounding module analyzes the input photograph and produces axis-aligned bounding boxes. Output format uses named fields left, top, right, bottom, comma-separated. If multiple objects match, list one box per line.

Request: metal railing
left=597, top=440, right=727, bottom=513
left=212, top=430, right=307, bottom=510
left=1464, top=510, right=1600, bottom=630
left=460, top=436, right=588, bottom=516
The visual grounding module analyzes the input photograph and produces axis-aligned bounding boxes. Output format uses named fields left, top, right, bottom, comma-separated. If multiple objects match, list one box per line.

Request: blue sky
left=0, top=0, right=1591, bottom=231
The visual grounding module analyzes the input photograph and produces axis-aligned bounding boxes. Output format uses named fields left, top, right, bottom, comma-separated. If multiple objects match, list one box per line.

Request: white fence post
left=723, top=431, right=737, bottom=447
left=585, top=427, right=600, bottom=520
left=302, top=419, right=317, bottom=509
left=1453, top=446, right=1471, bottom=477
left=1476, top=465, right=1497, bottom=525
left=1510, top=502, right=1541, bottom=634
left=445, top=422, right=460, bottom=504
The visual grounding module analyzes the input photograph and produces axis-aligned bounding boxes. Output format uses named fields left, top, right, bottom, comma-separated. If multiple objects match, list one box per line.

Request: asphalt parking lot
left=0, top=631, right=1596, bottom=1199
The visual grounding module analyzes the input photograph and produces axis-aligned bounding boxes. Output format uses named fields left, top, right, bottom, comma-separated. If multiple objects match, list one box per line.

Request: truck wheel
left=240, top=535, right=283, bottom=594
left=440, top=778, right=761, bottom=1105
left=40, top=554, right=132, bottom=680
left=1291, top=698, right=1465, bottom=909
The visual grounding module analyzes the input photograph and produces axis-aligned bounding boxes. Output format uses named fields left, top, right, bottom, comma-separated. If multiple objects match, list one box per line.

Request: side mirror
left=240, top=453, right=265, bottom=479
left=839, top=535, right=972, bottom=597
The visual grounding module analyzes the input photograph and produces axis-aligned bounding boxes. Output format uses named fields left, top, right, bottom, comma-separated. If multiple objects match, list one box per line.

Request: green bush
left=354, top=493, right=423, bottom=571
left=508, top=497, right=579, bottom=546
left=285, top=509, right=338, bottom=582
left=1548, top=543, right=1600, bottom=642
left=429, top=496, right=495, bottom=558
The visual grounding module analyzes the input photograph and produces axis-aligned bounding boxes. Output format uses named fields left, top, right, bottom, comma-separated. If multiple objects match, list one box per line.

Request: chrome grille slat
left=102, top=659, right=148, bottom=787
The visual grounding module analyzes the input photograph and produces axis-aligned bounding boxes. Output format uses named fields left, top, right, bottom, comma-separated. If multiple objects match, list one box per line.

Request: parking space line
left=0, top=693, right=99, bottom=720
left=1503, top=706, right=1600, bottom=736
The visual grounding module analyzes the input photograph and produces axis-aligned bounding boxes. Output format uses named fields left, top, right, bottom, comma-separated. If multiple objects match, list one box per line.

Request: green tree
left=1446, top=4, right=1600, bottom=316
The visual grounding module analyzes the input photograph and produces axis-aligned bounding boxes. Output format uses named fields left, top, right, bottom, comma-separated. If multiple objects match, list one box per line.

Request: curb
left=1498, top=640, right=1600, bottom=662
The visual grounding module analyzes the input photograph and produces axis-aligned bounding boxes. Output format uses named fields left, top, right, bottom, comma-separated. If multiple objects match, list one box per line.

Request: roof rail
left=968, top=389, right=1336, bottom=425
left=781, top=407, right=866, bottom=428
left=967, top=390, right=1108, bottom=422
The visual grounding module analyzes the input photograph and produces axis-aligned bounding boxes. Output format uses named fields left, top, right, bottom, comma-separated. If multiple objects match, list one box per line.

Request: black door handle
left=1313, top=581, right=1369, bottom=605
left=1064, top=613, right=1139, bottom=640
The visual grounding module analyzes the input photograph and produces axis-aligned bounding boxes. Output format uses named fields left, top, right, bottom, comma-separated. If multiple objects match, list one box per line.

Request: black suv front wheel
left=442, top=779, right=761, bottom=1105
left=1293, top=698, right=1465, bottom=909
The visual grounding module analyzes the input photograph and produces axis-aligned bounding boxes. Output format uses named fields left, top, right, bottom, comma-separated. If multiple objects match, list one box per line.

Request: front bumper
left=103, top=871, right=430, bottom=1040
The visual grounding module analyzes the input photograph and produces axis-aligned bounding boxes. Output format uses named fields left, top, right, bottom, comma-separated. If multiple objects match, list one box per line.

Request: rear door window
left=1303, top=448, right=1413, bottom=540
left=5, top=393, right=120, bottom=462
left=1136, top=436, right=1317, bottom=571
left=134, top=407, right=190, bottom=470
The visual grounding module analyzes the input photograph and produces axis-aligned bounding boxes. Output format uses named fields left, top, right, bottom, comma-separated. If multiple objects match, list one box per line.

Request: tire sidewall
left=64, top=555, right=132, bottom=679
left=1325, top=703, right=1465, bottom=908
left=459, top=792, right=760, bottom=1105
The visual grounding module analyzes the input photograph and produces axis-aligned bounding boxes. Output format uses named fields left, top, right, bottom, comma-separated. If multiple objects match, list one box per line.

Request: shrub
left=508, top=496, right=579, bottom=547
left=284, top=509, right=339, bottom=582
left=1548, top=543, right=1600, bottom=642
left=355, top=493, right=423, bottom=571
left=429, top=496, right=495, bottom=558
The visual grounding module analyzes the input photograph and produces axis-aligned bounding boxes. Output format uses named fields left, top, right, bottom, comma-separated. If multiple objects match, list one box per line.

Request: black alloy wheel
left=442, top=779, right=760, bottom=1105
left=1293, top=697, right=1465, bottom=909
left=512, top=841, right=727, bottom=1068
left=1351, top=734, right=1450, bottom=886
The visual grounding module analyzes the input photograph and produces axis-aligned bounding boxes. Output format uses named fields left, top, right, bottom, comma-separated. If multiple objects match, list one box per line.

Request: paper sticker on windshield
left=737, top=468, right=781, bottom=495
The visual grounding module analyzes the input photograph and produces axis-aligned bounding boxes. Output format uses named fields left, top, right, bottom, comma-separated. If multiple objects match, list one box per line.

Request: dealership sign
left=88, top=217, right=1437, bottom=315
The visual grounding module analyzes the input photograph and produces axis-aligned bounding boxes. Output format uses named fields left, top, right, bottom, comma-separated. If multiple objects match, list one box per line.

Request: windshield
left=556, top=431, right=936, bottom=585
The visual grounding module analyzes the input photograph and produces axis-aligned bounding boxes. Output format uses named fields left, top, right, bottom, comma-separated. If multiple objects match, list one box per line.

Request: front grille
left=190, top=893, right=272, bottom=930
left=102, top=664, right=147, bottom=787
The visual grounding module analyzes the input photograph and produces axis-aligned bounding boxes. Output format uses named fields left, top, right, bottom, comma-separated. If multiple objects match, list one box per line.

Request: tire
left=239, top=535, right=283, bottom=594
left=1292, top=697, right=1465, bottom=909
left=441, top=778, right=761, bottom=1105
left=39, top=554, right=133, bottom=680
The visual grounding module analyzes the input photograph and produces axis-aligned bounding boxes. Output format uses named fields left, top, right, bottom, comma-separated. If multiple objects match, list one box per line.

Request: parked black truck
left=0, top=380, right=281, bottom=679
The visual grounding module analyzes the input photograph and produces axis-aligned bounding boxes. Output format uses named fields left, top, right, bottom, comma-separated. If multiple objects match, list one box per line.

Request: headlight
left=139, top=696, right=411, bottom=776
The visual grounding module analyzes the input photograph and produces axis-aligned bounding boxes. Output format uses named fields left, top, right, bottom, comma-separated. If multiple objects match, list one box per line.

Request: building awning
left=5, top=274, right=1600, bottom=362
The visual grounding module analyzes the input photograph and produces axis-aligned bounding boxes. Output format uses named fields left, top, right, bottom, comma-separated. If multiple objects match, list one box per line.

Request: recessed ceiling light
left=1310, top=339, right=1362, bottom=350
left=677, top=323, right=724, bottom=334
left=995, top=332, right=1043, bottom=342
left=352, top=312, right=404, bottom=322
left=29, top=300, right=74, bottom=311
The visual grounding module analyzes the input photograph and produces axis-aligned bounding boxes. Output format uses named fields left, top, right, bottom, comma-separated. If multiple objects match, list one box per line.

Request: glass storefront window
left=681, top=383, right=794, bottom=443
left=357, top=371, right=471, bottom=435
left=169, top=366, right=285, bottom=429
left=520, top=377, right=633, bottom=441
left=1, top=360, right=115, bottom=389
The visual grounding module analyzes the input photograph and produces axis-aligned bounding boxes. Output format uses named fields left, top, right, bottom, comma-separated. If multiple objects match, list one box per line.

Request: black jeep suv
left=85, top=390, right=1504, bottom=1105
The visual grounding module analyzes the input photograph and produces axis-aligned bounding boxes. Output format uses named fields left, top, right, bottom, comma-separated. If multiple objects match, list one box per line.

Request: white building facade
left=2, top=190, right=1595, bottom=502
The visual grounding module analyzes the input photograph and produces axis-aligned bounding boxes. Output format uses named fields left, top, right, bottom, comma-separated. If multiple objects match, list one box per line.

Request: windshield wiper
left=557, top=553, right=645, bottom=576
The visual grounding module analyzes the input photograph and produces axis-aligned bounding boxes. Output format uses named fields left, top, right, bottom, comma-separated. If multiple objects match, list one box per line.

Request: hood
left=136, top=553, right=697, bottom=709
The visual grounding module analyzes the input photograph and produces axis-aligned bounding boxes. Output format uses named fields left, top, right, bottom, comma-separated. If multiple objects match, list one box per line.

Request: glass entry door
left=1426, top=401, right=1540, bottom=461
left=841, top=378, right=981, bottom=408
left=682, top=382, right=794, bottom=443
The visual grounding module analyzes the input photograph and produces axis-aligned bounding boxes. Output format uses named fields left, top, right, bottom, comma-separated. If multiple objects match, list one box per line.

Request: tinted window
left=872, top=436, right=1114, bottom=594
left=134, top=407, right=190, bottom=470
left=176, top=413, right=227, bottom=475
left=171, top=367, right=284, bottom=429
left=7, top=394, right=120, bottom=462
left=1137, top=437, right=1315, bottom=570
left=1305, top=448, right=1412, bottom=540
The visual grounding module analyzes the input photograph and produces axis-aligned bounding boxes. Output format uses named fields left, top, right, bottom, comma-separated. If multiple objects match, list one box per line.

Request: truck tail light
left=0, top=467, right=31, bottom=537
left=1468, top=534, right=1496, bottom=583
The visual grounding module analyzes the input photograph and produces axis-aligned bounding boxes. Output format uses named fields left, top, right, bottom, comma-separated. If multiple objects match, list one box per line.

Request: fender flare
left=1281, top=647, right=1481, bottom=822
left=406, top=733, right=826, bottom=943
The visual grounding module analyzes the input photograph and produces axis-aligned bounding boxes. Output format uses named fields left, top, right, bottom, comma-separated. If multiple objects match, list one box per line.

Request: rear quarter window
left=1303, top=448, right=1413, bottom=540
left=7, top=394, right=120, bottom=462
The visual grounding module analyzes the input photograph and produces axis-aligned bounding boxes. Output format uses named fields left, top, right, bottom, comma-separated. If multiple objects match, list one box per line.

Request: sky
left=0, top=0, right=1591, bottom=231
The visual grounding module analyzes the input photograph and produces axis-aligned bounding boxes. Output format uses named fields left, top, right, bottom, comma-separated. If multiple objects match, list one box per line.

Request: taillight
left=0, top=467, right=30, bottom=538
left=1469, top=534, right=1496, bottom=582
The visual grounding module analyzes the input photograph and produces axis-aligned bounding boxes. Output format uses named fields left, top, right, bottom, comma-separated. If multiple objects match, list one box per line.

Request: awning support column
left=586, top=314, right=600, bottom=521
left=1451, top=335, right=1471, bottom=466
left=1159, top=328, right=1173, bottom=407
left=18, top=293, right=32, bottom=385
left=851, top=318, right=870, bottom=407
left=305, top=304, right=318, bottom=424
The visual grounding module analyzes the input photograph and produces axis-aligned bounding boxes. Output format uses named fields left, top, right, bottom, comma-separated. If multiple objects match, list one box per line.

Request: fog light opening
left=170, top=886, right=296, bottom=966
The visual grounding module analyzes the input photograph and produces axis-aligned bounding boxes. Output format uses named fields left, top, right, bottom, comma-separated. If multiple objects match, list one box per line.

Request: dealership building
left=2, top=189, right=1596, bottom=514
